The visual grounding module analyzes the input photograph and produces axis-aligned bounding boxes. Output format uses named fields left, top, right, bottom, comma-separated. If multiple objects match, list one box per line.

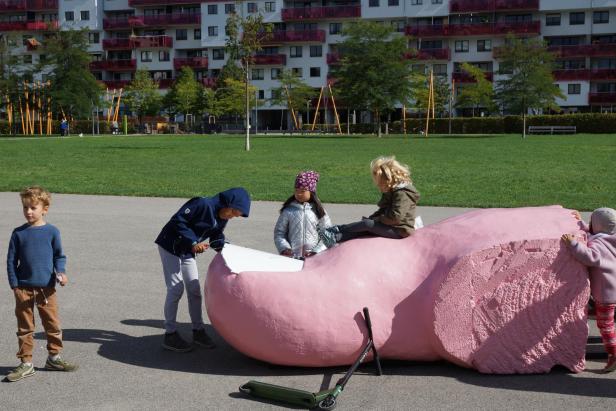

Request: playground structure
left=311, top=84, right=342, bottom=134
left=104, top=88, right=123, bottom=133
left=4, top=81, right=54, bottom=135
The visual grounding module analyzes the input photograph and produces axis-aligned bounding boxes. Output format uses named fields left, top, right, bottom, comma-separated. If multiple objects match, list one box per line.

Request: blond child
left=319, top=156, right=420, bottom=247
left=562, top=207, right=616, bottom=373
left=6, top=186, right=77, bottom=382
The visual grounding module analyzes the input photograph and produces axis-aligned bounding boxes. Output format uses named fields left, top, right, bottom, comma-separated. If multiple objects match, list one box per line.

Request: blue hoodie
left=155, top=188, right=251, bottom=258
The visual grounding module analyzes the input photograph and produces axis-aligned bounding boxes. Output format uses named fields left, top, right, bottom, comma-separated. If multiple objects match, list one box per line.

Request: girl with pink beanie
left=563, top=207, right=616, bottom=373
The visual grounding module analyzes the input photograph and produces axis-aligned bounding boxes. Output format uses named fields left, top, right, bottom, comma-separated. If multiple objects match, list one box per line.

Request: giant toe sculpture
left=205, top=206, right=590, bottom=374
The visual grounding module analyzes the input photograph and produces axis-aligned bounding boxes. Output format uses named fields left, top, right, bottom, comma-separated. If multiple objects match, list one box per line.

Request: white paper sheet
left=221, top=244, right=304, bottom=273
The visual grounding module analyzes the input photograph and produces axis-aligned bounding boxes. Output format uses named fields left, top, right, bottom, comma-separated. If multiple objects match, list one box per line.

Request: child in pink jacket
left=562, top=207, right=616, bottom=373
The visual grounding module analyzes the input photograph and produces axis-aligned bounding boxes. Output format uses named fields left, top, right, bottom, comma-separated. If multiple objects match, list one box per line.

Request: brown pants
left=14, top=287, right=63, bottom=362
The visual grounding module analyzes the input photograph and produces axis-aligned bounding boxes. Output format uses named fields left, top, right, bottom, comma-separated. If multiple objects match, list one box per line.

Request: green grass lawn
left=0, top=133, right=613, bottom=210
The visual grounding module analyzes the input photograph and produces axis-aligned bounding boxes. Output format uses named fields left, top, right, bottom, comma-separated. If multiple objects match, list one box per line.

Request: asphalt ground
left=0, top=193, right=613, bottom=410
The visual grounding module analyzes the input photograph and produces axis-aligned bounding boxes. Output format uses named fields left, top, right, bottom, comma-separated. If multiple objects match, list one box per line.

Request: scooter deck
left=240, top=381, right=335, bottom=408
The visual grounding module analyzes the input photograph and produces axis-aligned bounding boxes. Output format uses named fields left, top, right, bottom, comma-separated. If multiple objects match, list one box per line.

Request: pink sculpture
left=205, top=206, right=590, bottom=374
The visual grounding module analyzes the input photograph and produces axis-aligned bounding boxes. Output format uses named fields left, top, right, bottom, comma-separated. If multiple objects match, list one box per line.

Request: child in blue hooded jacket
left=155, top=187, right=250, bottom=352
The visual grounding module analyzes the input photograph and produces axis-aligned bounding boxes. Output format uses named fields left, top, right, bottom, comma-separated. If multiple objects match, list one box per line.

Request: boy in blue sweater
left=6, top=186, right=77, bottom=382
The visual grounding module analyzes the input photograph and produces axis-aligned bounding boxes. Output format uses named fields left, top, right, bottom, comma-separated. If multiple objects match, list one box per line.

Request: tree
left=166, top=66, right=202, bottom=130
left=495, top=35, right=564, bottom=137
left=212, top=78, right=257, bottom=122
left=123, top=70, right=162, bottom=126
left=37, top=29, right=102, bottom=119
left=0, top=34, right=21, bottom=133
left=270, top=69, right=316, bottom=130
left=225, top=9, right=272, bottom=150
left=330, top=20, right=412, bottom=136
left=410, top=71, right=451, bottom=117
left=455, top=62, right=496, bottom=116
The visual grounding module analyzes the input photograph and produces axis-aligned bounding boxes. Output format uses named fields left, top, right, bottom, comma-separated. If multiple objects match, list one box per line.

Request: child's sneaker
left=45, top=355, right=78, bottom=372
left=601, top=355, right=616, bottom=373
left=6, top=362, right=35, bottom=382
left=162, top=331, right=193, bottom=352
left=193, top=329, right=216, bottom=349
left=319, top=227, right=339, bottom=248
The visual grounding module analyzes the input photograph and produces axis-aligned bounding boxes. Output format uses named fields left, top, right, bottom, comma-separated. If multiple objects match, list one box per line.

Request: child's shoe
left=319, top=227, right=339, bottom=248
left=45, top=355, right=78, bottom=372
left=193, top=329, right=216, bottom=349
left=162, top=331, right=193, bottom=352
left=6, top=362, right=35, bottom=382
left=600, top=355, right=616, bottom=373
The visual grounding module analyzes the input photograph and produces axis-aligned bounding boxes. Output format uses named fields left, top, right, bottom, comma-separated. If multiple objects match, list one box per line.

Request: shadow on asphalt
left=29, top=320, right=615, bottom=399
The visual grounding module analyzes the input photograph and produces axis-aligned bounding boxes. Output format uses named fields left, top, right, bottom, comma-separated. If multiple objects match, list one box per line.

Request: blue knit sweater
left=6, top=223, right=66, bottom=289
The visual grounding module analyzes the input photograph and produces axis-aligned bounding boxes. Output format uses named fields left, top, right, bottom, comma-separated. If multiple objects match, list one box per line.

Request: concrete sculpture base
left=205, top=206, right=590, bottom=374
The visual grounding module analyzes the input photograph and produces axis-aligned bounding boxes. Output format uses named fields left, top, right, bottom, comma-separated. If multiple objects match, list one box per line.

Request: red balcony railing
left=0, top=0, right=58, bottom=12
left=252, top=54, right=286, bottom=65
left=552, top=69, right=590, bottom=81
left=156, top=78, right=174, bottom=89
left=450, top=0, right=538, bottom=13
left=104, top=16, right=148, bottom=30
left=201, top=77, right=217, bottom=88
left=101, top=80, right=132, bottom=89
left=143, top=13, right=200, bottom=26
left=90, top=59, right=137, bottom=71
left=589, top=92, right=616, bottom=104
left=452, top=71, right=494, bottom=82
left=590, top=69, right=616, bottom=81
left=0, top=20, right=58, bottom=31
left=326, top=52, right=340, bottom=64
left=265, top=30, right=326, bottom=43
left=102, top=38, right=132, bottom=50
left=549, top=44, right=616, bottom=58
left=128, top=0, right=200, bottom=6
left=173, top=57, right=208, bottom=70
left=130, top=36, right=173, bottom=48
left=414, top=48, right=451, bottom=60
left=406, top=21, right=540, bottom=37
left=281, top=6, right=361, bottom=21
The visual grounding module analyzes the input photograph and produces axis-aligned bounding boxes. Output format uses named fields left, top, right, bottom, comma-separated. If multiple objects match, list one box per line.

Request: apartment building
left=1, top=0, right=615, bottom=128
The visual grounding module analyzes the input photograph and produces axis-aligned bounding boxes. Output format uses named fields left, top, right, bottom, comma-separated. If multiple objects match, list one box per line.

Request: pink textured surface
left=205, top=206, right=590, bottom=374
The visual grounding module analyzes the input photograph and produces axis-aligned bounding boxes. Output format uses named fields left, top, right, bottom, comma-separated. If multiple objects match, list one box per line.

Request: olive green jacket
left=369, top=184, right=420, bottom=236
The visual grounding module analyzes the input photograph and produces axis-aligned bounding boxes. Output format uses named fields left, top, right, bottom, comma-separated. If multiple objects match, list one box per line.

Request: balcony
left=265, top=30, right=326, bottom=43
left=143, top=13, right=200, bottom=26
left=281, top=6, right=361, bottom=21
left=406, top=21, right=540, bottom=38
left=101, top=80, right=131, bottom=89
left=102, top=38, right=132, bottom=50
left=552, top=69, right=590, bottom=81
left=589, top=92, right=616, bottom=104
left=156, top=79, right=174, bottom=89
left=326, top=52, right=340, bottom=65
left=252, top=54, right=286, bottom=65
left=90, top=59, right=137, bottom=72
left=103, top=16, right=147, bottom=30
left=130, top=36, right=173, bottom=48
left=201, top=77, right=217, bottom=88
left=0, top=0, right=58, bottom=13
left=590, top=69, right=616, bottom=81
left=413, top=48, right=451, bottom=60
left=450, top=0, right=538, bottom=13
left=452, top=71, right=494, bottom=82
left=173, top=57, right=208, bottom=70
left=128, top=0, right=200, bottom=6
left=548, top=44, right=616, bottom=58
left=0, top=20, right=58, bottom=31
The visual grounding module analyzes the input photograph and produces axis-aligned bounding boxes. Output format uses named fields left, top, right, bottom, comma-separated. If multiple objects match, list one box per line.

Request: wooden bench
left=527, top=125, right=576, bottom=135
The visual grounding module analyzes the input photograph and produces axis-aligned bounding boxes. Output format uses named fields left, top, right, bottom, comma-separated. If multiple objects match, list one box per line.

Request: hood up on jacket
left=218, top=187, right=251, bottom=217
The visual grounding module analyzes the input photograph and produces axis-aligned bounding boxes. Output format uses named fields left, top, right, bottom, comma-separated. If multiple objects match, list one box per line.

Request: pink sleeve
left=569, top=241, right=602, bottom=267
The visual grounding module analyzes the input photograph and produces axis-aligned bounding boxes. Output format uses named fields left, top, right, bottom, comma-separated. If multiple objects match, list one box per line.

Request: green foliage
left=38, top=29, right=103, bottom=119
left=496, top=35, right=564, bottom=114
left=212, top=78, right=257, bottom=118
left=123, top=70, right=163, bottom=123
left=411, top=72, right=451, bottom=116
left=166, top=66, right=203, bottom=122
left=270, top=69, right=316, bottom=115
left=455, top=63, right=497, bottom=115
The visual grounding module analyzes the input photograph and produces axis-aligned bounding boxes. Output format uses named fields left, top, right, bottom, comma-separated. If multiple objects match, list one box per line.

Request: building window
left=247, top=2, right=257, bottom=13
left=568, top=84, right=581, bottom=95
left=225, top=3, right=235, bottom=14
left=65, top=11, right=74, bottom=21
left=369, top=0, right=379, bottom=6
left=593, top=11, right=609, bottom=24
left=265, top=2, right=275, bottom=12
left=88, top=32, right=99, bottom=44
left=194, top=29, right=201, bottom=40
left=212, top=48, right=224, bottom=60
left=251, top=69, right=264, bottom=80
left=433, top=64, right=447, bottom=76
left=569, top=12, right=585, bottom=25
left=141, top=51, right=152, bottom=62
left=271, top=89, right=281, bottom=100
left=159, top=51, right=170, bottom=61
left=477, top=39, right=491, bottom=52
left=455, top=40, right=469, bottom=52
left=271, top=68, right=282, bottom=79
left=80, top=10, right=89, bottom=21
left=411, top=0, right=422, bottom=4
left=290, top=46, right=302, bottom=58
left=329, top=23, right=342, bottom=35
left=546, top=14, right=561, bottom=26
left=391, top=20, right=405, bottom=32
left=291, top=67, right=303, bottom=77
left=432, top=0, right=442, bottom=3
left=176, top=29, right=188, bottom=40
left=310, top=45, right=322, bottom=57
left=208, top=4, right=217, bottom=14
left=388, top=0, right=398, bottom=6
left=258, top=90, right=265, bottom=99
left=310, top=67, right=320, bottom=77
left=208, top=26, right=218, bottom=36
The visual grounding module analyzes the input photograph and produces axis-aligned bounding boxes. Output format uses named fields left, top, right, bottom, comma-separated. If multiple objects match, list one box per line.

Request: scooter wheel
left=318, top=395, right=337, bottom=410
left=238, top=384, right=251, bottom=395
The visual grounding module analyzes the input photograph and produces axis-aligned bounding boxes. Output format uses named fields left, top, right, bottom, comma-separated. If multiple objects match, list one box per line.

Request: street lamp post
left=255, top=89, right=258, bottom=135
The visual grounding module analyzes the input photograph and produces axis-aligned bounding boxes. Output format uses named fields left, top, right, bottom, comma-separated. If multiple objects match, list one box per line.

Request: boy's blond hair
left=370, top=156, right=411, bottom=190
left=20, top=186, right=51, bottom=207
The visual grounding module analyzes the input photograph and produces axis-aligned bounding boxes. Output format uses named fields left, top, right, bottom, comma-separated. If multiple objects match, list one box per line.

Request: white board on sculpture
left=221, top=244, right=304, bottom=273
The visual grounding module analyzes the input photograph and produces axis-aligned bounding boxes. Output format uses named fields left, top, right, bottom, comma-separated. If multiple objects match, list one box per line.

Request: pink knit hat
left=295, top=170, right=320, bottom=192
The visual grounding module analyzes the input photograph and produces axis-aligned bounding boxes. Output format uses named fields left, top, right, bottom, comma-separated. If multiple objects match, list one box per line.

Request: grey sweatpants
left=158, top=246, right=205, bottom=334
